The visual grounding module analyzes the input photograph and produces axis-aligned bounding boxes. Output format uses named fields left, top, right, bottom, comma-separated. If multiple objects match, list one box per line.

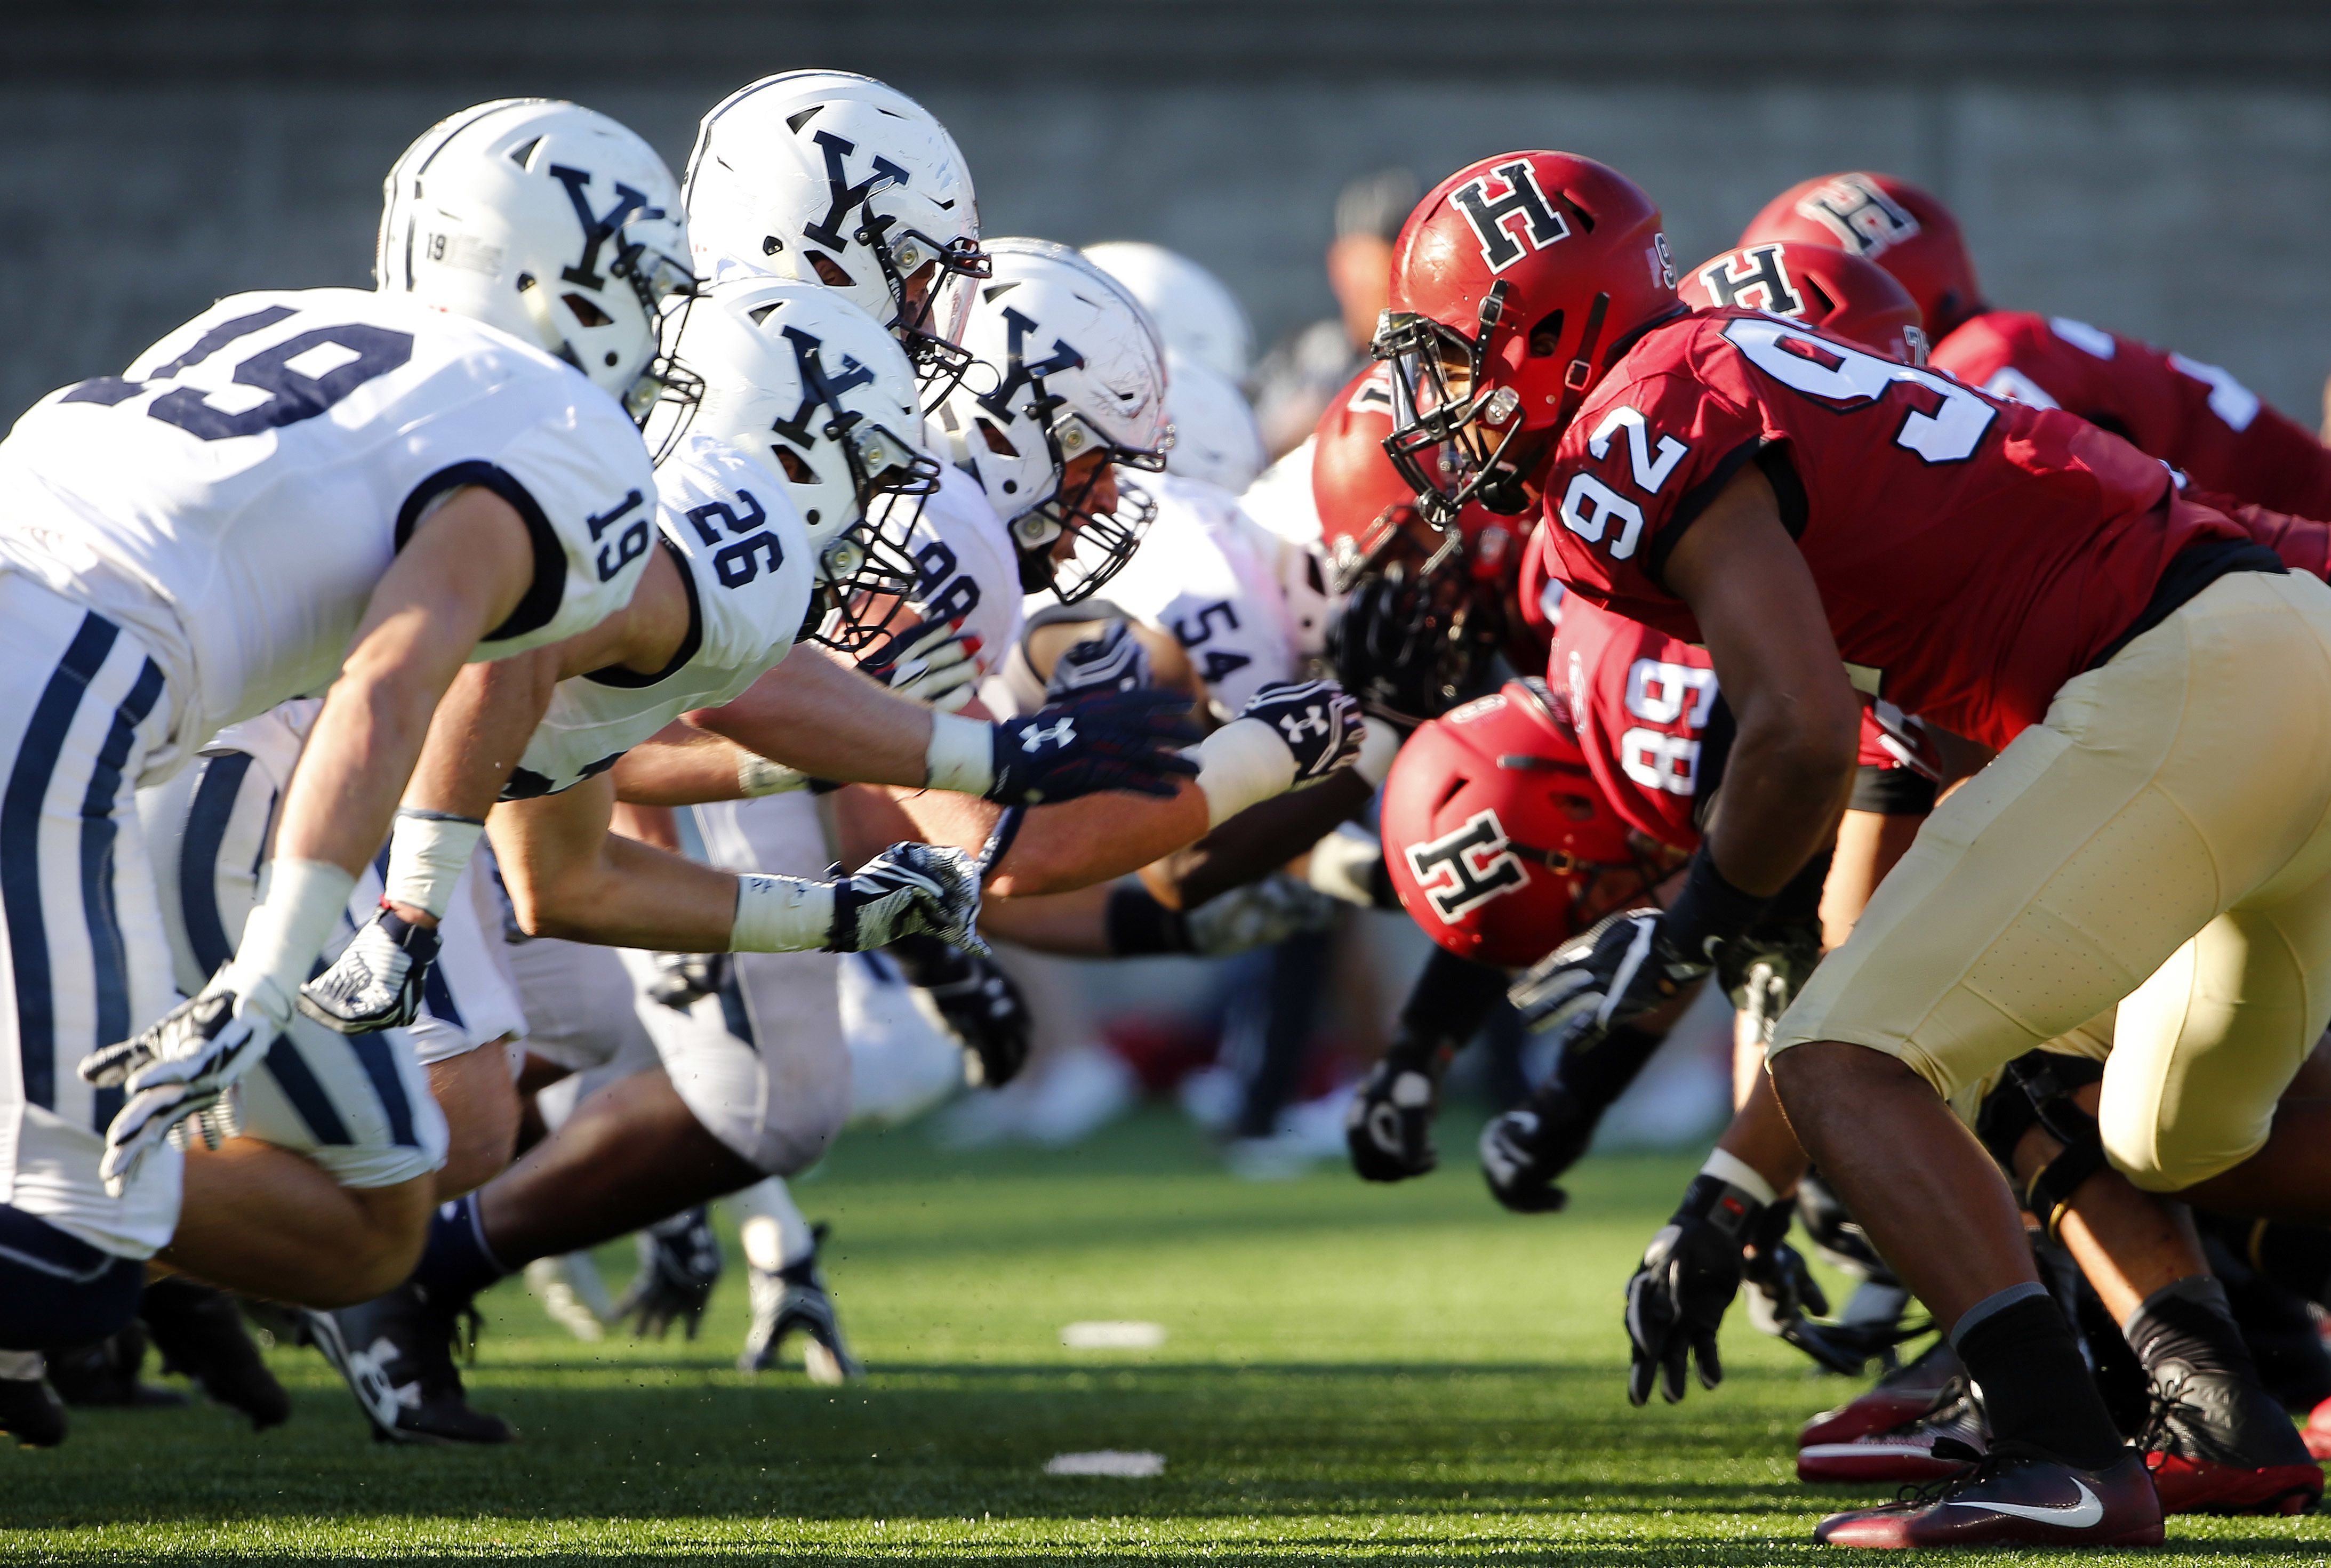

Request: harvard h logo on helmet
left=1694, top=244, right=1804, bottom=317
left=1740, top=172, right=1985, bottom=340
left=1678, top=240, right=1931, bottom=366
left=1406, top=810, right=1526, bottom=920
left=1448, top=160, right=1572, bottom=274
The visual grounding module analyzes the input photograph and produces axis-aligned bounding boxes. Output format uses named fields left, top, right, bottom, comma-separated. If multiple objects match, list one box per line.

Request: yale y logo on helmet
left=377, top=99, right=696, bottom=425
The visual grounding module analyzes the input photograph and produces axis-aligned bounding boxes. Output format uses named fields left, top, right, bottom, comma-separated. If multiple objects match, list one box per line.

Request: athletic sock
left=408, top=1193, right=510, bottom=1302
left=2123, top=1275, right=2258, bottom=1381
left=1951, top=1285, right=2128, bottom=1471
left=732, top=1177, right=815, bottom=1272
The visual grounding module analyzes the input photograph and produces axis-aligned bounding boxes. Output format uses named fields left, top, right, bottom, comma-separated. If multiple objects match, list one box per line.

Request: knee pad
left=1975, top=1049, right=2106, bottom=1240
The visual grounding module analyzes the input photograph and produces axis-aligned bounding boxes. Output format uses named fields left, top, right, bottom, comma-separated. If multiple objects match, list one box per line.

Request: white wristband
left=1353, top=718, right=1401, bottom=790
left=731, top=873, right=838, bottom=953
left=382, top=809, right=483, bottom=920
left=737, top=753, right=809, bottom=797
left=1700, top=1146, right=1779, bottom=1208
left=221, top=857, right=358, bottom=1025
left=923, top=710, right=995, bottom=796
left=1191, top=717, right=1297, bottom=828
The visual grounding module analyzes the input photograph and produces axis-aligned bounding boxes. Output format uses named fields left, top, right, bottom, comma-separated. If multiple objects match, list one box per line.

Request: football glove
left=298, top=907, right=440, bottom=1034
left=79, top=976, right=294, bottom=1194
left=860, top=616, right=982, bottom=712
left=1712, top=919, right=1822, bottom=1046
left=1477, top=1083, right=1599, bottom=1215
left=1238, top=679, right=1365, bottom=787
left=614, top=1208, right=723, bottom=1341
left=1183, top=872, right=1342, bottom=957
left=889, top=933, right=1032, bottom=1088
left=1624, top=1173, right=1765, bottom=1405
left=1046, top=617, right=1151, bottom=699
left=1509, top=908, right=1708, bottom=1047
left=983, top=688, right=1199, bottom=805
left=1345, top=1045, right=1444, bottom=1182
left=643, top=951, right=731, bottom=1012
left=828, top=843, right=986, bottom=956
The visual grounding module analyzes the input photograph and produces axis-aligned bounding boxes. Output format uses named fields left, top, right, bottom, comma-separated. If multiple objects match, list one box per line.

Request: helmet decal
left=1448, top=160, right=1571, bottom=273
left=802, top=129, right=908, bottom=254
left=1793, top=174, right=1923, bottom=258
left=1694, top=244, right=1805, bottom=317
left=1405, top=808, right=1527, bottom=920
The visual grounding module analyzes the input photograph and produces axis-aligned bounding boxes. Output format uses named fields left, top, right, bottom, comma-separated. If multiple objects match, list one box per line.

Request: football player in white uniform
left=0, top=98, right=692, bottom=1356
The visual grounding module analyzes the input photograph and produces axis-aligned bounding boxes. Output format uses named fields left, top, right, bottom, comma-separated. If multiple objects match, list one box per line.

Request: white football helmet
left=664, top=276, right=939, bottom=642
left=930, top=238, right=1172, bottom=602
left=378, top=99, right=695, bottom=423
left=1083, top=241, right=1254, bottom=382
left=1160, top=351, right=1265, bottom=493
left=684, top=71, right=987, bottom=400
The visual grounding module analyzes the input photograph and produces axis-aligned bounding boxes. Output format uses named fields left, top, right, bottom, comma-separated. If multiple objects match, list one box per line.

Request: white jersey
left=504, top=436, right=813, bottom=799
left=1103, top=472, right=1297, bottom=717
left=0, top=288, right=655, bottom=784
left=1238, top=434, right=1323, bottom=554
left=862, top=461, right=1027, bottom=716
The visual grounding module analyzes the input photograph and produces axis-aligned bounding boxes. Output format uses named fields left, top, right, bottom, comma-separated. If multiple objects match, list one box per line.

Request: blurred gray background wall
left=7, top=2, right=2331, bottom=424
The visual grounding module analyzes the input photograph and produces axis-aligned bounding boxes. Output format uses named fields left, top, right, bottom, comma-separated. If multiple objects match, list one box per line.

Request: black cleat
left=139, top=1278, right=290, bottom=1430
left=44, top=1323, right=186, bottom=1410
left=2141, top=1360, right=2323, bottom=1515
left=0, top=1356, right=67, bottom=1448
left=303, top=1281, right=512, bottom=1445
left=613, top=1208, right=723, bottom=1341
left=740, top=1223, right=862, bottom=1384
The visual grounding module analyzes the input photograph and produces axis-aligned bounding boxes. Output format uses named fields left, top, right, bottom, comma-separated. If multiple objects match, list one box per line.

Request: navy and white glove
left=79, top=976, right=294, bottom=1193
left=1478, top=1085, right=1600, bottom=1215
left=1046, top=617, right=1151, bottom=699
left=1624, top=1173, right=1765, bottom=1405
left=298, top=908, right=440, bottom=1034
left=890, top=932, right=1032, bottom=1088
left=1509, top=908, right=1708, bottom=1047
left=860, top=616, right=982, bottom=712
left=644, top=951, right=731, bottom=1012
left=828, top=843, right=986, bottom=956
left=1238, top=679, right=1365, bottom=787
left=984, top=688, right=1199, bottom=805
left=1345, top=1047, right=1443, bottom=1182
left=614, top=1208, right=723, bottom=1340
left=1183, top=872, right=1341, bottom=957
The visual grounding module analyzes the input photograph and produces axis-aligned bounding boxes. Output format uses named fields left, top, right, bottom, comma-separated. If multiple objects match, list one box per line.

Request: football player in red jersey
left=1377, top=149, right=2331, bottom=1548
left=1742, top=171, right=2331, bottom=519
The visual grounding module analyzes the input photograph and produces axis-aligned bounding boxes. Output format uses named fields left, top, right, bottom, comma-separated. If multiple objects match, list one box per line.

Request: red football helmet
left=1376, top=152, right=1680, bottom=528
left=1381, top=678, right=1668, bottom=968
left=1739, top=172, right=1986, bottom=341
left=1312, top=364, right=1519, bottom=592
left=1679, top=240, right=1928, bottom=365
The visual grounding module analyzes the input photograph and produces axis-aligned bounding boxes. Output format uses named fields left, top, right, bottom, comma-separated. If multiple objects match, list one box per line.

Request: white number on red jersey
left=1620, top=727, right=1700, bottom=796
left=1723, top=316, right=1996, bottom=465
left=1623, top=657, right=1717, bottom=728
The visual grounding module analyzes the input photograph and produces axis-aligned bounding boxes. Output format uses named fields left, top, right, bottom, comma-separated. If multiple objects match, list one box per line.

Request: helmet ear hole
left=1561, top=194, right=1596, bottom=233
left=563, top=293, right=613, bottom=328
left=771, top=445, right=816, bottom=484
left=976, top=417, right=1019, bottom=457
left=807, top=252, right=854, bottom=289
left=1802, top=278, right=1838, bottom=318
left=1527, top=310, right=1564, bottom=358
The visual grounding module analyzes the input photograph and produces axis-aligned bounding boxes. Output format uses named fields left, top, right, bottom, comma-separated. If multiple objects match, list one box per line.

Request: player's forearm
left=1706, top=706, right=1855, bottom=895
left=495, top=827, right=740, bottom=951
left=400, top=650, right=560, bottom=822
left=276, top=634, right=476, bottom=878
left=690, top=645, right=934, bottom=787
left=972, top=881, right=1117, bottom=956
left=984, top=782, right=1212, bottom=898
left=611, top=722, right=764, bottom=806
left=1712, top=1067, right=1810, bottom=1199
left=1141, top=768, right=1372, bottom=911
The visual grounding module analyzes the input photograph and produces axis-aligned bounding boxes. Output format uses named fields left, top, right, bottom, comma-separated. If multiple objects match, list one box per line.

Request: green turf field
left=4, top=1108, right=2325, bottom=1564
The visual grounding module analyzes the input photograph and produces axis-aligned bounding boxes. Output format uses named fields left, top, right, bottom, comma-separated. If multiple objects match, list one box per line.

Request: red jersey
left=2184, top=486, right=2331, bottom=582
left=1931, top=311, right=2331, bottom=520
left=1532, top=309, right=2246, bottom=752
left=1552, top=593, right=1715, bottom=852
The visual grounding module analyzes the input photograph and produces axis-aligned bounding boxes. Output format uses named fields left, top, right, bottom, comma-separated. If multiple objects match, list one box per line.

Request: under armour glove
left=79, top=975, right=294, bottom=1194
left=828, top=843, right=987, bottom=956
left=1045, top=617, right=1151, bottom=699
left=1624, top=1173, right=1765, bottom=1405
left=1240, top=679, right=1365, bottom=786
left=1713, top=919, right=1823, bottom=1046
left=860, top=617, right=982, bottom=712
left=982, top=688, right=1200, bottom=805
left=1477, top=1083, right=1600, bottom=1215
left=644, top=951, right=732, bottom=1013
left=614, top=1208, right=724, bottom=1340
left=1184, top=872, right=1342, bottom=956
left=1510, top=908, right=1708, bottom=1047
left=297, top=908, right=440, bottom=1034
left=1345, top=1044, right=1445, bottom=1182
left=889, top=932, right=1032, bottom=1088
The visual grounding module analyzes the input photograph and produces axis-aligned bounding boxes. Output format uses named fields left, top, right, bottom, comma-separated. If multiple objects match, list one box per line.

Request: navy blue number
left=714, top=532, right=786, bottom=589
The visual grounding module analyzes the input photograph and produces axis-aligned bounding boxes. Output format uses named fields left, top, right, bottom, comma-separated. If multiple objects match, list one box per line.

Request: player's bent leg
left=162, top=1142, right=433, bottom=1306
left=426, top=1041, right=519, bottom=1200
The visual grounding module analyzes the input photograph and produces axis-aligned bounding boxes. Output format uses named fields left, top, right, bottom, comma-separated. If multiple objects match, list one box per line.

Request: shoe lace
left=1893, top=1437, right=2048, bottom=1507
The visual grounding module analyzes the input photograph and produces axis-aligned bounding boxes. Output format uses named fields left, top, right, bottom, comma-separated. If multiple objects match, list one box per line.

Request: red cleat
left=1814, top=1441, right=2162, bottom=1548
left=2303, top=1396, right=2331, bottom=1462
left=1800, top=1338, right=1962, bottom=1450
left=1798, top=1378, right=1986, bottom=1485
left=2140, top=1364, right=2321, bottom=1516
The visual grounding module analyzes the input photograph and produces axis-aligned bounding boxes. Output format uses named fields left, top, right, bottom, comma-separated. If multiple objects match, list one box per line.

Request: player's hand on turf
left=1345, top=1047, right=1442, bottom=1181
left=614, top=1208, right=723, bottom=1340
left=982, top=688, right=1199, bottom=805
left=79, top=975, right=294, bottom=1193
left=644, top=951, right=731, bottom=1012
left=1510, top=908, right=1708, bottom=1049
left=1477, top=1085, right=1597, bottom=1215
left=1045, top=616, right=1151, bottom=699
left=889, top=934, right=1032, bottom=1088
left=829, top=843, right=987, bottom=956
left=298, top=907, right=440, bottom=1034
left=860, top=616, right=982, bottom=712
left=1624, top=1174, right=1765, bottom=1405
left=1236, top=679, right=1365, bottom=787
